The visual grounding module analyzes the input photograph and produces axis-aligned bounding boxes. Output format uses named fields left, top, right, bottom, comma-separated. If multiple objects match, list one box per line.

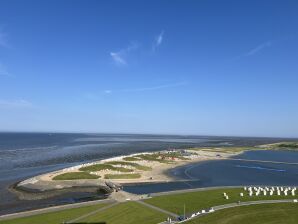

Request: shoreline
left=13, top=148, right=243, bottom=199
left=6, top=144, right=298, bottom=216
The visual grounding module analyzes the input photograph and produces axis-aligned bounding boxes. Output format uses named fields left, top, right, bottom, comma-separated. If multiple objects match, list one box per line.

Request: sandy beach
left=15, top=148, right=241, bottom=195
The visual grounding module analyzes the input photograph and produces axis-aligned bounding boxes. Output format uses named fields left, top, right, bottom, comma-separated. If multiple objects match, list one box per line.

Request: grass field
left=1, top=203, right=109, bottom=224
left=52, top=172, right=100, bottom=180
left=145, top=188, right=297, bottom=215
left=80, top=201, right=168, bottom=224
left=186, top=203, right=298, bottom=224
left=79, top=164, right=133, bottom=172
left=3, top=187, right=298, bottom=224
left=104, top=173, right=141, bottom=179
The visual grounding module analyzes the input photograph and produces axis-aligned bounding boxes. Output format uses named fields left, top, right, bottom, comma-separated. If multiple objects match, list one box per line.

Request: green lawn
left=186, top=203, right=298, bottom=224
left=52, top=172, right=100, bottom=180
left=4, top=187, right=298, bottom=224
left=145, top=188, right=297, bottom=215
left=79, top=164, right=133, bottom=172
left=1, top=203, right=109, bottom=224
left=80, top=201, right=168, bottom=224
left=104, top=173, right=141, bottom=179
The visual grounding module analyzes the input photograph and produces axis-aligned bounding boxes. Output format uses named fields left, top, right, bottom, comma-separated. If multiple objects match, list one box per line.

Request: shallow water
left=124, top=150, right=298, bottom=194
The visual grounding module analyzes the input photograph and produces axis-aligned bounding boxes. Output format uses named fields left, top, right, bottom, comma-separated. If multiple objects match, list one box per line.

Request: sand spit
left=14, top=148, right=240, bottom=199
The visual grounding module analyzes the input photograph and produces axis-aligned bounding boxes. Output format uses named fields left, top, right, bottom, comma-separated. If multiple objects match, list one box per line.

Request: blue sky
left=0, top=0, right=298, bottom=137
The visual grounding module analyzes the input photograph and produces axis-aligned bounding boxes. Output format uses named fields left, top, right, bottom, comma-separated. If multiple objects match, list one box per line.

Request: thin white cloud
left=0, top=99, right=33, bottom=109
left=103, top=82, right=187, bottom=94
left=153, top=31, right=164, bottom=51
left=156, top=31, right=164, bottom=46
left=123, top=81, right=186, bottom=92
left=110, top=52, right=126, bottom=65
left=110, top=42, right=139, bottom=65
left=245, top=41, right=272, bottom=56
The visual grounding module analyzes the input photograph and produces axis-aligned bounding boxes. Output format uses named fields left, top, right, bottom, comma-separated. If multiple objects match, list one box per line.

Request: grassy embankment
left=145, top=188, right=297, bottom=215
left=1, top=203, right=109, bottom=224
left=52, top=172, right=100, bottom=180
left=1, top=202, right=167, bottom=224
left=3, top=188, right=298, bottom=224
left=80, top=201, right=167, bottom=224
left=186, top=203, right=298, bottom=224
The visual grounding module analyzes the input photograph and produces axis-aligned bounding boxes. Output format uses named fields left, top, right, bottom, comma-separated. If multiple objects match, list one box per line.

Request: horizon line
left=0, top=130, right=297, bottom=140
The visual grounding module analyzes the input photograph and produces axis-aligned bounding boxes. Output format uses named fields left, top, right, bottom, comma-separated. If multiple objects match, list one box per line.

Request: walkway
left=213, top=198, right=296, bottom=211
left=0, top=198, right=115, bottom=221
left=65, top=202, right=119, bottom=223
left=136, top=200, right=180, bottom=218
left=179, top=199, right=297, bottom=223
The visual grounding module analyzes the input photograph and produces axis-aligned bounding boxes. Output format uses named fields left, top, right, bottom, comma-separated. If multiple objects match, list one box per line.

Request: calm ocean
left=0, top=132, right=290, bottom=215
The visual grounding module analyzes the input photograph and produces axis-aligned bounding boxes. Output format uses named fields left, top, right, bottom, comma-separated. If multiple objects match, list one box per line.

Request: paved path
left=65, top=202, right=119, bottom=223
left=213, top=199, right=295, bottom=211
left=0, top=198, right=115, bottom=221
left=179, top=199, right=297, bottom=223
left=136, top=200, right=180, bottom=218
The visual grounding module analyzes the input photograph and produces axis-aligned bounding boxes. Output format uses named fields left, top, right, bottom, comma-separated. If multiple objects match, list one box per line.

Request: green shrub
left=53, top=172, right=99, bottom=180
left=123, top=157, right=141, bottom=161
left=104, top=173, right=141, bottom=179
left=79, top=164, right=133, bottom=172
